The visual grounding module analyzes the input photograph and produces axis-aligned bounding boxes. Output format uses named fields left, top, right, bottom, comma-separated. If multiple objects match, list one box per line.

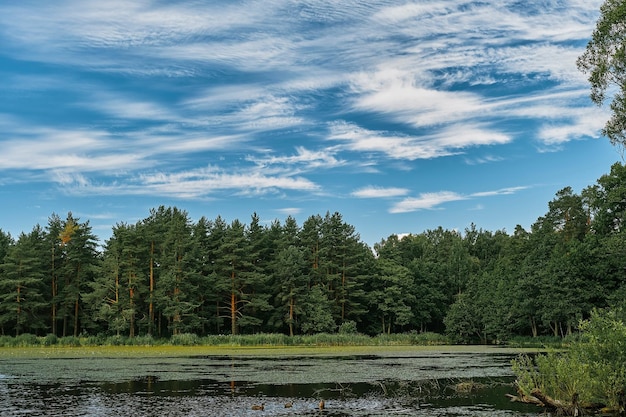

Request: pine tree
left=0, top=227, right=47, bottom=335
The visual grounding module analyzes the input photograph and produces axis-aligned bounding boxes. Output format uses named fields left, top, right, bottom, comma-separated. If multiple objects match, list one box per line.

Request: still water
left=0, top=347, right=540, bottom=416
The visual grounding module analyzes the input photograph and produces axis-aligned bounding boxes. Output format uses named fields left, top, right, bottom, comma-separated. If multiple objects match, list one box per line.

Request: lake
left=0, top=345, right=541, bottom=416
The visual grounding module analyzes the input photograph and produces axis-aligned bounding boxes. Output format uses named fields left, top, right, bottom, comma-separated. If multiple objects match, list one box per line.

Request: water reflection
left=0, top=351, right=540, bottom=417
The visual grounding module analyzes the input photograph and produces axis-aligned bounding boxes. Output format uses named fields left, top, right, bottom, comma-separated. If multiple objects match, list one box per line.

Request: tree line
left=1, top=162, right=625, bottom=341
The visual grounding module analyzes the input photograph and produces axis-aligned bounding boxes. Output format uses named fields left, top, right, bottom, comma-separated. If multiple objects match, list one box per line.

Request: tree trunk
left=51, top=246, right=57, bottom=336
left=507, top=387, right=597, bottom=415
left=230, top=268, right=237, bottom=335
left=16, top=285, right=21, bottom=336
left=289, top=294, right=294, bottom=337
left=73, top=295, right=79, bottom=337
left=231, top=290, right=237, bottom=335
left=73, top=265, right=80, bottom=337
left=530, top=316, right=538, bottom=337
left=149, top=241, right=155, bottom=335
left=341, top=268, right=346, bottom=322
left=129, top=286, right=135, bottom=338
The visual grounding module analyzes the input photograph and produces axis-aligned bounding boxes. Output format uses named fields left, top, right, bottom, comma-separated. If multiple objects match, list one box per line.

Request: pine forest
left=1, top=162, right=626, bottom=343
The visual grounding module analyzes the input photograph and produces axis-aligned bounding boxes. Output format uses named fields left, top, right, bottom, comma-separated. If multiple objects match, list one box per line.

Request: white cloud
left=351, top=70, right=486, bottom=127
left=56, top=165, right=320, bottom=199
left=275, top=207, right=302, bottom=216
left=470, top=186, right=529, bottom=198
left=146, top=165, right=320, bottom=197
left=391, top=191, right=466, bottom=213
left=352, top=186, right=410, bottom=198
left=537, top=108, right=607, bottom=145
left=0, top=0, right=609, bottom=220
left=328, top=121, right=509, bottom=161
left=390, top=186, right=530, bottom=213
left=248, top=147, right=345, bottom=171
left=0, top=126, right=145, bottom=172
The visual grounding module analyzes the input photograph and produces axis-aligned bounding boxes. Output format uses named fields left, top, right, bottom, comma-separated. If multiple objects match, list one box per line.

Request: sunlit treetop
left=578, top=0, right=626, bottom=148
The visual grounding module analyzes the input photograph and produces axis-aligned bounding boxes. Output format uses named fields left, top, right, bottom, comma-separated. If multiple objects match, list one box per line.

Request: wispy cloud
left=351, top=69, right=488, bottom=127
left=139, top=167, right=320, bottom=198
left=391, top=191, right=467, bottom=213
left=275, top=207, right=302, bottom=216
left=0, top=0, right=609, bottom=244
left=57, top=165, right=320, bottom=199
left=390, top=186, right=530, bottom=213
left=471, top=186, right=530, bottom=198
left=328, top=121, right=509, bottom=161
left=247, top=146, right=345, bottom=171
left=352, top=186, right=410, bottom=198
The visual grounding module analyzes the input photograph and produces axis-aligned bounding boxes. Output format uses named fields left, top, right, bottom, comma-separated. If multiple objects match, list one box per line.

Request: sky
left=0, top=0, right=622, bottom=248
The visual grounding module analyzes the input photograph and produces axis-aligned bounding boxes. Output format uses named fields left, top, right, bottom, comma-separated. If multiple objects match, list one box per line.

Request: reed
left=0, top=331, right=451, bottom=348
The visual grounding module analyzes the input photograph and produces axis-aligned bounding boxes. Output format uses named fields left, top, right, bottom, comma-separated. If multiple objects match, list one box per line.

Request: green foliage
left=2, top=163, right=626, bottom=341
left=42, top=333, right=58, bottom=346
left=577, top=0, right=626, bottom=146
left=15, top=333, right=39, bottom=346
left=339, top=320, right=358, bottom=334
left=170, top=333, right=200, bottom=346
left=512, top=307, right=626, bottom=408
left=300, top=285, right=336, bottom=334
left=58, top=336, right=81, bottom=347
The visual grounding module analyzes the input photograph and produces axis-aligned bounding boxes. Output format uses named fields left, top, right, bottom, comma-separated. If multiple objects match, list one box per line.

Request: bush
left=42, top=334, right=58, bottom=346
left=512, top=307, right=626, bottom=409
left=170, top=333, right=200, bottom=346
left=15, top=333, right=39, bottom=346
left=106, top=335, right=127, bottom=346
left=338, top=321, right=358, bottom=335
left=131, top=334, right=156, bottom=346
left=58, top=336, right=81, bottom=347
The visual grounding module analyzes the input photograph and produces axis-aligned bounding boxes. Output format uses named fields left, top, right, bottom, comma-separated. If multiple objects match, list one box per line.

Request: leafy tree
left=300, top=284, right=335, bottom=334
left=190, top=216, right=218, bottom=335
left=56, top=213, right=99, bottom=337
left=142, top=206, right=174, bottom=335
left=85, top=222, right=148, bottom=337
left=587, top=163, right=626, bottom=235
left=300, top=214, right=323, bottom=282
left=45, top=213, right=64, bottom=335
left=577, top=0, right=626, bottom=146
left=370, top=258, right=415, bottom=334
left=266, top=216, right=302, bottom=332
left=242, top=214, right=274, bottom=331
left=205, top=215, right=228, bottom=333
left=319, top=212, right=369, bottom=325
left=213, top=219, right=255, bottom=335
left=0, top=229, right=12, bottom=268
left=273, top=245, right=309, bottom=336
left=0, top=227, right=47, bottom=335
left=156, top=207, right=199, bottom=335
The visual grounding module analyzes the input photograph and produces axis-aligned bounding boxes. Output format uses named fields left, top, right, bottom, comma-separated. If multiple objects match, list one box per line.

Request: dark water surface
left=0, top=348, right=541, bottom=416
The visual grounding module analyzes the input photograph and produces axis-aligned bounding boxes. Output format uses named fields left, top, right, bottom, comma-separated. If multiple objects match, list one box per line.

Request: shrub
left=338, top=321, right=358, bottom=335
left=58, top=336, right=81, bottom=347
left=132, top=334, right=156, bottom=346
left=512, top=307, right=626, bottom=409
left=106, top=335, right=127, bottom=346
left=42, top=334, right=58, bottom=346
left=15, top=333, right=39, bottom=346
left=170, top=333, right=200, bottom=346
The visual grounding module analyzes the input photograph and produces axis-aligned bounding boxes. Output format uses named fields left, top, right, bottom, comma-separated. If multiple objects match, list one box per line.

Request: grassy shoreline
left=0, top=343, right=543, bottom=359
left=0, top=332, right=557, bottom=358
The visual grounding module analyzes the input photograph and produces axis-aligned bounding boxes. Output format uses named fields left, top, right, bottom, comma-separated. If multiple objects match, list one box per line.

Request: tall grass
left=0, top=331, right=450, bottom=348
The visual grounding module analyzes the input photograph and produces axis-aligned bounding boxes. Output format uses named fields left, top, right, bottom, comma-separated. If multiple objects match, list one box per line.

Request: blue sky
left=0, top=0, right=621, bottom=247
